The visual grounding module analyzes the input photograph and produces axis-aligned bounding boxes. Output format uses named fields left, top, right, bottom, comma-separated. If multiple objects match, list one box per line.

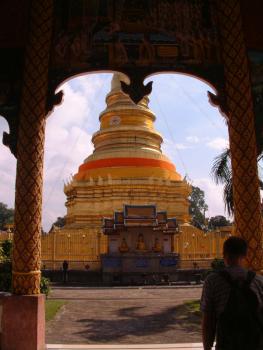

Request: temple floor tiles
left=46, top=287, right=202, bottom=345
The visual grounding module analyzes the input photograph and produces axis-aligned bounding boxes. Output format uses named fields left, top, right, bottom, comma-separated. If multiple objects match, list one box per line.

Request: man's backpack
left=216, top=270, right=263, bottom=350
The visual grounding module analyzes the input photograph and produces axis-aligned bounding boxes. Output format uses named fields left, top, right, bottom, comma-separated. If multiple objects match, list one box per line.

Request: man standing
left=201, top=236, right=263, bottom=350
left=62, top=260, right=69, bottom=283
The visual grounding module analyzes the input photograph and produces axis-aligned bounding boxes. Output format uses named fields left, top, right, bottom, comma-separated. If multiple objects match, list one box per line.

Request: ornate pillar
left=2, top=2, right=54, bottom=348
left=216, top=0, right=263, bottom=271
left=12, top=0, right=53, bottom=294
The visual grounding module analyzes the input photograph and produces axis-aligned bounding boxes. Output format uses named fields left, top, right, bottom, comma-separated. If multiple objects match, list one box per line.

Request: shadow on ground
left=75, top=303, right=201, bottom=342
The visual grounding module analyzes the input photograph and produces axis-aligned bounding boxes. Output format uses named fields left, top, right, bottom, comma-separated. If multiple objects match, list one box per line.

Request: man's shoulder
left=250, top=273, right=263, bottom=306
left=253, top=273, right=263, bottom=290
left=201, top=271, right=230, bottom=314
left=203, top=271, right=227, bottom=291
left=254, top=274, right=263, bottom=283
left=205, top=271, right=224, bottom=283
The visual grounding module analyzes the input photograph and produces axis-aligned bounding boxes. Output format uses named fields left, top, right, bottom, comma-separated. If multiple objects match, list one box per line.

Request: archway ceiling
left=0, top=0, right=262, bottom=157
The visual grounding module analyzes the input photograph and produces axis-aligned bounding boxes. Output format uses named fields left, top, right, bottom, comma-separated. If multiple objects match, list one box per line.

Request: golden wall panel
left=1, top=225, right=231, bottom=270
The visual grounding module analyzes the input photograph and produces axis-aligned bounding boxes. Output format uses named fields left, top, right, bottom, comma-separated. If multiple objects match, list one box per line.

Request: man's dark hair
left=223, top=236, right=248, bottom=259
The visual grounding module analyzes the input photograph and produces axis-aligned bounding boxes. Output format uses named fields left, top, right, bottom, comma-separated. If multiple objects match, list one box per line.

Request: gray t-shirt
left=201, top=266, right=263, bottom=319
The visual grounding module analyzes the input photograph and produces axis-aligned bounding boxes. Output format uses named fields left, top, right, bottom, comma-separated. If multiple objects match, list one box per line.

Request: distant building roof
left=102, top=204, right=179, bottom=234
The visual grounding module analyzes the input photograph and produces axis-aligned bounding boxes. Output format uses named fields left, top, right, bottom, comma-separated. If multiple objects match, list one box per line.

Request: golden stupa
left=40, top=73, right=230, bottom=270
left=64, top=73, right=190, bottom=228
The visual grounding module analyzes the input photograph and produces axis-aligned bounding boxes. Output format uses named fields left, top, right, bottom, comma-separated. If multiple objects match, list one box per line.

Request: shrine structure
left=0, top=1, right=263, bottom=349
left=102, top=204, right=180, bottom=284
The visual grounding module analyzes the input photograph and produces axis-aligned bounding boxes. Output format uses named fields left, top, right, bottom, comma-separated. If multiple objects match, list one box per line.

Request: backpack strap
left=219, top=269, right=263, bottom=333
left=218, top=269, right=255, bottom=287
left=245, top=271, right=263, bottom=331
left=245, top=270, right=256, bottom=286
left=218, top=269, right=236, bottom=287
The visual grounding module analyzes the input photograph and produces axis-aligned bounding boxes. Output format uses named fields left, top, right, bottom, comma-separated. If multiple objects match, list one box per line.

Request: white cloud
left=206, top=137, right=229, bottom=150
left=186, top=136, right=200, bottom=143
left=162, top=138, right=190, bottom=172
left=0, top=160, right=16, bottom=209
left=0, top=119, right=16, bottom=209
left=193, top=177, right=230, bottom=219
left=42, top=74, right=112, bottom=231
left=163, top=138, right=190, bottom=151
left=175, top=143, right=189, bottom=150
left=146, top=73, right=216, bottom=99
left=0, top=74, right=110, bottom=232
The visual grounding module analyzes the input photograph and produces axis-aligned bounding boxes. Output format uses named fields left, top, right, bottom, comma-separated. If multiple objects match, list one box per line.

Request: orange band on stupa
left=78, top=157, right=176, bottom=173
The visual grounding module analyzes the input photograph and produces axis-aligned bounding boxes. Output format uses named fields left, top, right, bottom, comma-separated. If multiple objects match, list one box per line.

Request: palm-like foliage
left=211, top=149, right=233, bottom=216
left=211, top=149, right=263, bottom=216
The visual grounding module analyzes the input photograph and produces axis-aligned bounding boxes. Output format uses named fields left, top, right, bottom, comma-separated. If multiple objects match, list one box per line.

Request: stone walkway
left=46, top=286, right=202, bottom=345
left=47, top=343, right=214, bottom=349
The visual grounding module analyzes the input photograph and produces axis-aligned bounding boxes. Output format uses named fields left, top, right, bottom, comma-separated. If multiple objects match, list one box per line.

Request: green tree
left=0, top=202, right=14, bottom=230
left=211, top=149, right=263, bottom=216
left=189, top=186, right=208, bottom=229
left=208, top=215, right=231, bottom=230
left=51, top=216, right=65, bottom=229
left=0, top=239, right=12, bottom=291
left=1, top=239, right=12, bottom=260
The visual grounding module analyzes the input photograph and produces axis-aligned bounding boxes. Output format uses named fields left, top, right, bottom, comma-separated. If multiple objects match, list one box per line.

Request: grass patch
left=172, top=299, right=202, bottom=331
left=184, top=299, right=201, bottom=317
left=45, top=300, right=65, bottom=322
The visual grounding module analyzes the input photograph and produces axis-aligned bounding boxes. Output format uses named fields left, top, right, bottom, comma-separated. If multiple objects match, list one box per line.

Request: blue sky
left=0, top=73, right=230, bottom=231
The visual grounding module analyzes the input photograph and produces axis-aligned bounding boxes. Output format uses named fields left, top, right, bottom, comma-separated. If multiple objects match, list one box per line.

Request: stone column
left=2, top=1, right=53, bottom=349
left=12, top=0, right=53, bottom=295
left=216, top=0, right=263, bottom=271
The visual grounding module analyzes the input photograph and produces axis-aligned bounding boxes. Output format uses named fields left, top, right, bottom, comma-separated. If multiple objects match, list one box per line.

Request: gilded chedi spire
left=64, top=72, right=190, bottom=227
left=74, top=72, right=181, bottom=182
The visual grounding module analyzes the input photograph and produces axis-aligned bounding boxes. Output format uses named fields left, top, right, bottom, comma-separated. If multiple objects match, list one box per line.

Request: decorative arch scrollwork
left=0, top=82, right=21, bottom=156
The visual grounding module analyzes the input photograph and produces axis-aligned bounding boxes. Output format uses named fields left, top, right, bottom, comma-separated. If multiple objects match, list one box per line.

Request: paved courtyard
left=46, top=286, right=202, bottom=345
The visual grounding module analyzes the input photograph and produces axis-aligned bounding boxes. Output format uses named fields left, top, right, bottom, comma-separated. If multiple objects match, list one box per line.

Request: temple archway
left=0, top=1, right=263, bottom=349
left=38, top=71, right=230, bottom=277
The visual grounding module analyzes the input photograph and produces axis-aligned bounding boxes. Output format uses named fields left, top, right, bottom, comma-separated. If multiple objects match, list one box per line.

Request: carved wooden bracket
left=0, top=82, right=20, bottom=157
left=207, top=90, right=228, bottom=122
left=0, top=85, right=64, bottom=157
left=46, top=90, right=64, bottom=115
left=121, top=74, right=153, bottom=104
left=2, top=112, right=18, bottom=157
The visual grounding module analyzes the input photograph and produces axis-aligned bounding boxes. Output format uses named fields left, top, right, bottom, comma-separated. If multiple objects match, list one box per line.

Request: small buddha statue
left=153, top=237, right=162, bottom=252
left=119, top=237, right=129, bottom=253
left=136, top=233, right=146, bottom=251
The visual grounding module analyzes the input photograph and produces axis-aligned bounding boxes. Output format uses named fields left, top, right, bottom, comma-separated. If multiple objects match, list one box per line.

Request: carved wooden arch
left=48, top=3, right=222, bottom=96
left=47, top=66, right=226, bottom=126
left=1, top=0, right=262, bottom=158
left=35, top=0, right=263, bottom=272
left=46, top=0, right=226, bottom=121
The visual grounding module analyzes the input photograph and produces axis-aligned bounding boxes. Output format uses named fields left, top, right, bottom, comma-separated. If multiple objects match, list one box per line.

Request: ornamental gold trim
left=13, top=270, right=41, bottom=276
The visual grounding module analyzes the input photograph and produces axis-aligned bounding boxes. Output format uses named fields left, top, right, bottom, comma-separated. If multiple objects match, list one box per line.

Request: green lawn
left=171, top=299, right=201, bottom=331
left=184, top=299, right=202, bottom=316
left=45, top=300, right=65, bottom=322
